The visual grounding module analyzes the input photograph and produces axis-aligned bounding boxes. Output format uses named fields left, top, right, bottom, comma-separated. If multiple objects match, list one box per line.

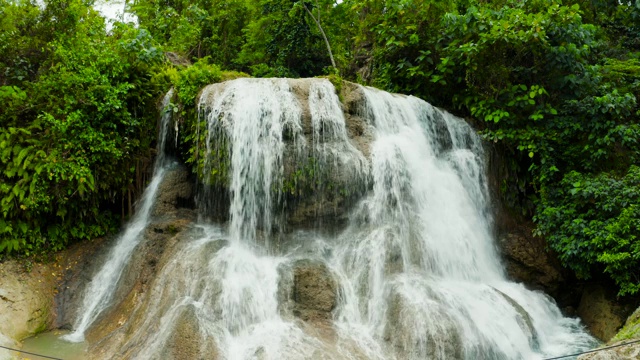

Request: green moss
left=612, top=307, right=640, bottom=342
left=33, top=319, right=48, bottom=335
left=220, top=70, right=250, bottom=82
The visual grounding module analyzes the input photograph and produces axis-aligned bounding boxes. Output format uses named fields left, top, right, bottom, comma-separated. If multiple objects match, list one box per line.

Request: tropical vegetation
left=0, top=0, right=638, bottom=295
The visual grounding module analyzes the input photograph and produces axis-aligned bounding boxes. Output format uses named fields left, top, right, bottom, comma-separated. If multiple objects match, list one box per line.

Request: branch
left=302, top=2, right=337, bottom=69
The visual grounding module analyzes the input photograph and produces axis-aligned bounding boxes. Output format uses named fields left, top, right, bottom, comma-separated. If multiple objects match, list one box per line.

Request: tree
left=0, top=0, right=166, bottom=254
left=298, top=1, right=336, bottom=69
left=237, top=0, right=335, bottom=77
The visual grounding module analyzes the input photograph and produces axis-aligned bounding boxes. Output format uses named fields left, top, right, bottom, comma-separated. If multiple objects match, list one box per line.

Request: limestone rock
left=0, top=260, right=57, bottom=359
left=292, top=259, right=337, bottom=321
left=0, top=333, right=17, bottom=360
left=612, top=307, right=640, bottom=342
left=166, top=305, right=219, bottom=360
left=578, top=284, right=631, bottom=341
left=579, top=306, right=640, bottom=359
left=498, top=230, right=566, bottom=297
left=578, top=342, right=640, bottom=360
left=385, top=292, right=463, bottom=359
left=152, top=165, right=195, bottom=217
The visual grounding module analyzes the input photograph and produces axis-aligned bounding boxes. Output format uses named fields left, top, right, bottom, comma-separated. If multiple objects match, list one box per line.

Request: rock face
left=384, top=292, right=463, bottom=359
left=498, top=228, right=567, bottom=297
left=577, top=306, right=640, bottom=359
left=165, top=305, right=219, bottom=360
left=612, top=307, right=640, bottom=343
left=291, top=259, right=338, bottom=322
left=0, top=261, right=57, bottom=360
left=487, top=144, right=583, bottom=311
left=152, top=164, right=195, bottom=217
left=577, top=284, right=634, bottom=341
left=198, top=78, right=372, bottom=231
left=84, top=216, right=197, bottom=359
left=0, top=240, right=100, bottom=360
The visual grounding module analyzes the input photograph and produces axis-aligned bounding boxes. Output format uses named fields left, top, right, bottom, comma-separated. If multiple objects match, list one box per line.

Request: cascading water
left=328, top=86, right=595, bottom=359
left=70, top=78, right=596, bottom=359
left=62, top=89, right=175, bottom=342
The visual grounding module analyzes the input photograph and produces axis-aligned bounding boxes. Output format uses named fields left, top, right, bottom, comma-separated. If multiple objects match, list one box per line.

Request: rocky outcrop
left=0, top=261, right=56, bottom=340
left=385, top=292, right=463, bottom=359
left=498, top=227, right=568, bottom=298
left=578, top=284, right=635, bottom=341
left=165, top=305, right=219, bottom=360
left=0, top=239, right=102, bottom=360
left=85, top=216, right=199, bottom=359
left=578, top=307, right=640, bottom=359
left=612, top=307, right=640, bottom=342
left=198, top=78, right=373, bottom=230
left=152, top=164, right=195, bottom=217
left=291, top=259, right=338, bottom=322
left=282, top=79, right=372, bottom=230
left=487, top=142, right=575, bottom=303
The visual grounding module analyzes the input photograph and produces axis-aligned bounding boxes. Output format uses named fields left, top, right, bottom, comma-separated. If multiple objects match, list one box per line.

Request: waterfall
left=62, top=89, right=175, bottom=342
left=70, top=79, right=596, bottom=359
left=329, top=86, right=595, bottom=359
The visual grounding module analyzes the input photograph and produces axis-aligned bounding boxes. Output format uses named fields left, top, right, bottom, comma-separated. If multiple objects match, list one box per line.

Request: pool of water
left=20, top=331, right=87, bottom=360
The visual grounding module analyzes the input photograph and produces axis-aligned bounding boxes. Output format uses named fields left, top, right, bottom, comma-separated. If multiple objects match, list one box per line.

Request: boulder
left=0, top=260, right=57, bottom=359
left=152, top=165, right=195, bottom=217
left=291, top=259, right=337, bottom=321
left=579, top=307, right=640, bottom=359
left=165, top=52, right=191, bottom=67
left=165, top=305, right=219, bottom=360
left=498, top=228, right=568, bottom=299
left=578, top=284, right=632, bottom=341
left=612, top=307, right=640, bottom=343
left=384, top=291, right=463, bottom=359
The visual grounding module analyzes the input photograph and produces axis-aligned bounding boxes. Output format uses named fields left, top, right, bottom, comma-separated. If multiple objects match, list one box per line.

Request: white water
left=70, top=79, right=596, bottom=358
left=316, top=87, right=595, bottom=359
left=308, top=80, right=369, bottom=180
left=62, top=89, right=175, bottom=342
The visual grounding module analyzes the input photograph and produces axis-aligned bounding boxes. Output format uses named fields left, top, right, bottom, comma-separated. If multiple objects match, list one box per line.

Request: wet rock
left=54, top=237, right=110, bottom=330
left=0, top=260, right=56, bottom=349
left=488, top=143, right=575, bottom=304
left=166, top=305, right=219, bottom=360
left=292, top=260, right=337, bottom=321
left=385, top=292, right=463, bottom=359
left=152, top=165, right=195, bottom=217
left=612, top=307, right=640, bottom=342
left=84, top=217, right=198, bottom=356
left=578, top=343, right=639, bottom=360
left=493, top=288, right=539, bottom=349
left=578, top=284, right=631, bottom=341
left=498, top=228, right=568, bottom=299
left=199, top=78, right=371, bottom=230
left=0, top=333, right=16, bottom=360
left=578, top=306, right=640, bottom=359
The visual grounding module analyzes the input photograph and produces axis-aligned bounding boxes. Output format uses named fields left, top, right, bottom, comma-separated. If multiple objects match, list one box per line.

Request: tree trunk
left=302, top=3, right=337, bottom=70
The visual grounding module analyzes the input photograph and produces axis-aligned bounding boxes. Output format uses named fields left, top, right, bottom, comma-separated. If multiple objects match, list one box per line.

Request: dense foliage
left=1, top=0, right=639, bottom=295
left=0, top=0, right=167, bottom=254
